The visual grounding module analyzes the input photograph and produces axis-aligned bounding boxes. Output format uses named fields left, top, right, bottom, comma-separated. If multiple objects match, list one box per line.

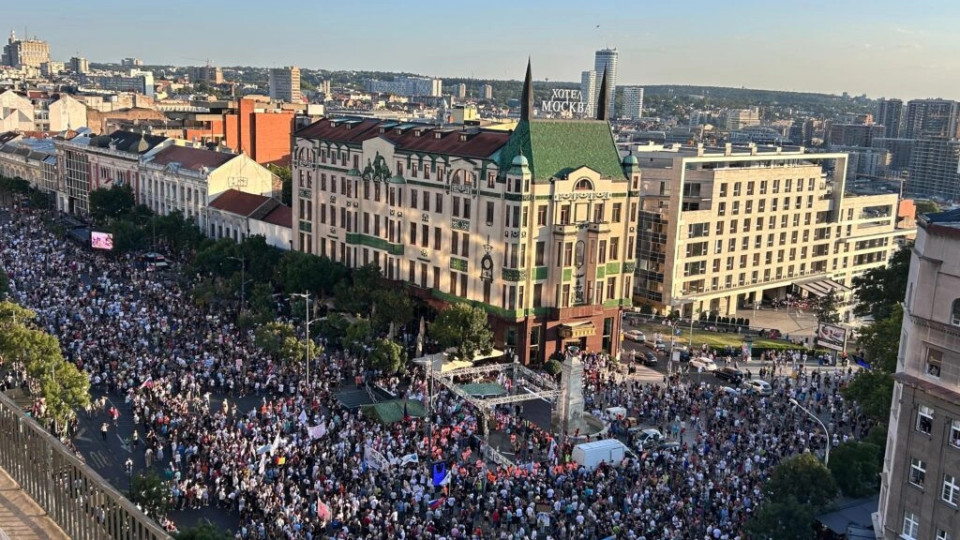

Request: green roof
left=362, top=399, right=426, bottom=424
left=499, top=119, right=625, bottom=181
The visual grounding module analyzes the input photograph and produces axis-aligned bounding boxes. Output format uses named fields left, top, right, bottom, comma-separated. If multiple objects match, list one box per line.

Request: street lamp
left=790, top=398, right=831, bottom=466
left=291, top=292, right=313, bottom=388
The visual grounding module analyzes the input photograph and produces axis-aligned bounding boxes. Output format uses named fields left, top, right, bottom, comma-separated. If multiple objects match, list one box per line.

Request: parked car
left=715, top=366, right=745, bottom=383
left=689, top=357, right=718, bottom=372
left=720, top=386, right=741, bottom=396
left=743, top=379, right=773, bottom=396
left=634, top=428, right=664, bottom=450
left=641, top=351, right=658, bottom=366
left=648, top=339, right=667, bottom=352
left=623, top=330, right=646, bottom=343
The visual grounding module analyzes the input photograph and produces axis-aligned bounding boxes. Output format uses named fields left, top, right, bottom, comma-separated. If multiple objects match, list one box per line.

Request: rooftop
left=499, top=119, right=625, bottom=181
left=88, top=130, right=167, bottom=155
left=259, top=204, right=292, bottom=228
left=148, top=145, right=235, bottom=171
left=208, top=189, right=272, bottom=216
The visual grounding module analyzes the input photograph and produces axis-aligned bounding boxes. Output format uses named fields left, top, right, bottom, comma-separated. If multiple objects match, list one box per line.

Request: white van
left=571, top=439, right=628, bottom=470
left=604, top=407, right=627, bottom=421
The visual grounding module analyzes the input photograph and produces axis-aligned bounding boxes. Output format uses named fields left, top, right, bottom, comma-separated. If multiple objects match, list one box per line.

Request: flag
left=428, top=497, right=445, bottom=510
left=258, top=454, right=267, bottom=474
left=138, top=376, right=152, bottom=390
left=298, top=410, right=308, bottom=425
left=400, top=453, right=419, bottom=465
left=308, top=424, right=326, bottom=440
left=270, top=432, right=283, bottom=455
left=256, top=444, right=272, bottom=455
left=439, top=470, right=452, bottom=486
left=432, top=462, right=447, bottom=487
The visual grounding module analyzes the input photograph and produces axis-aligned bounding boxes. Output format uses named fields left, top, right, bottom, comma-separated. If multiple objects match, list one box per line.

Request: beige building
left=631, top=143, right=914, bottom=321
left=2, top=31, right=50, bottom=68
left=269, top=67, right=301, bottom=103
left=876, top=209, right=960, bottom=540
left=0, top=90, right=35, bottom=131
left=292, top=62, right=638, bottom=364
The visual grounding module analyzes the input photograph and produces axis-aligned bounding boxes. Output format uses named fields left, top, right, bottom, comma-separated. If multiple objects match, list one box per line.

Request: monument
left=552, top=346, right=591, bottom=437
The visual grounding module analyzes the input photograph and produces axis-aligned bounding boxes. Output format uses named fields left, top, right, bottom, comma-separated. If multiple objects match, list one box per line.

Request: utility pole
left=228, top=255, right=246, bottom=312
left=291, top=292, right=312, bottom=387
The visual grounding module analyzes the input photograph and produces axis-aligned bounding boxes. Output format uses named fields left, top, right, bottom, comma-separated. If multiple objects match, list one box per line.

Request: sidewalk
left=0, top=466, right=68, bottom=540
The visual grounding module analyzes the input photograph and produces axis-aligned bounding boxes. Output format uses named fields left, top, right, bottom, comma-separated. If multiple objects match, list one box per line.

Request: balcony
left=587, top=222, right=611, bottom=234
left=553, top=224, right=578, bottom=235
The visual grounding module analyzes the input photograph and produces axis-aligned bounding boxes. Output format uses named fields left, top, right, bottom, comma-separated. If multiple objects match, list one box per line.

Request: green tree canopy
left=268, top=164, right=292, bottom=206
left=254, top=322, right=306, bottom=365
left=763, top=452, right=838, bottom=508
left=334, top=263, right=382, bottom=314
left=88, top=184, right=136, bottom=223
left=814, top=290, right=841, bottom=325
left=744, top=496, right=817, bottom=540
left=852, top=246, right=911, bottom=320
left=175, top=520, right=233, bottom=540
left=841, top=368, right=895, bottom=423
left=371, top=289, right=413, bottom=334
left=828, top=441, right=882, bottom=497
left=429, top=304, right=493, bottom=362
left=856, top=305, right=903, bottom=373
left=130, top=470, right=171, bottom=518
left=368, top=338, right=403, bottom=374
left=343, top=319, right=373, bottom=356
left=279, top=251, right=347, bottom=298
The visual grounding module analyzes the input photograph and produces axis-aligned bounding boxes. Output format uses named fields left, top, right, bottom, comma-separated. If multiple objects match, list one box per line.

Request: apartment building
left=876, top=209, right=960, bottom=540
left=364, top=76, right=443, bottom=97
left=82, top=71, right=155, bottom=98
left=292, top=62, right=638, bottom=364
left=632, top=143, right=913, bottom=321
left=269, top=67, right=301, bottom=103
left=0, top=133, right=58, bottom=195
left=2, top=31, right=50, bottom=69
left=906, top=138, right=960, bottom=200
left=139, top=144, right=278, bottom=228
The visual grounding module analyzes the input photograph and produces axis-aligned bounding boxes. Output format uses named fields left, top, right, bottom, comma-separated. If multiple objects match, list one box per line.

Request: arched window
left=951, top=298, right=960, bottom=326
left=574, top=178, right=593, bottom=191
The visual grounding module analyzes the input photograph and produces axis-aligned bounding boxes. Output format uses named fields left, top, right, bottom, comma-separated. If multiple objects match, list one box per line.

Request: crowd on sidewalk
left=0, top=207, right=875, bottom=540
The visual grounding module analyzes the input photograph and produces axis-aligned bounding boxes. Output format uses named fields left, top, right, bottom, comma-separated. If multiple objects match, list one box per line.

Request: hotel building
left=292, top=62, right=638, bottom=364
left=631, top=143, right=914, bottom=321
left=876, top=209, right=960, bottom=540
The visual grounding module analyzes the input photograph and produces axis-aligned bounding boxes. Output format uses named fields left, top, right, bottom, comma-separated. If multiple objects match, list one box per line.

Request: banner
left=364, top=445, right=390, bottom=471
left=308, top=424, right=326, bottom=440
left=816, top=324, right=847, bottom=351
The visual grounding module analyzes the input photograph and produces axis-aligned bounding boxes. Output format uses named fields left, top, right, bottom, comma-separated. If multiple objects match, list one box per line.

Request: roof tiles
left=149, top=145, right=235, bottom=171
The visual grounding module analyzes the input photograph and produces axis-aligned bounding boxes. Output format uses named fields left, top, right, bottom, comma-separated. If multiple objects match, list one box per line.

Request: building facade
left=876, top=209, right=960, bottom=540
left=2, top=31, right=50, bottom=68
left=364, top=76, right=443, bottom=97
left=594, top=49, right=618, bottom=121
left=722, top=108, right=761, bottom=131
left=906, top=138, right=960, bottom=200
left=292, top=63, right=637, bottom=364
left=206, top=189, right=292, bottom=249
left=826, top=123, right=886, bottom=148
left=82, top=71, right=155, bottom=98
left=877, top=99, right=904, bottom=139
left=621, top=86, right=644, bottom=120
left=903, top=99, right=960, bottom=140
left=192, top=65, right=224, bottom=85
left=580, top=71, right=597, bottom=118
left=481, top=84, right=493, bottom=100
left=631, top=144, right=913, bottom=320
left=269, top=67, right=301, bottom=103
left=84, top=130, right=169, bottom=198
left=69, top=56, right=89, bottom=74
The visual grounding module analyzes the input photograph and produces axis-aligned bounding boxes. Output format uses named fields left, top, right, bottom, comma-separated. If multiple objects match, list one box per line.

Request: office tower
left=2, top=31, right=50, bottom=68
left=906, top=138, right=960, bottom=200
left=269, top=66, right=301, bottom=103
left=580, top=70, right=597, bottom=118
left=903, top=99, right=960, bottom=139
left=481, top=84, right=493, bottom=100
left=877, top=99, right=904, bottom=138
left=69, top=56, right=89, bottom=74
left=876, top=208, right=960, bottom=540
left=594, top=48, right=618, bottom=120
left=631, top=144, right=909, bottom=320
left=621, top=86, right=644, bottom=120
left=456, top=83, right=466, bottom=99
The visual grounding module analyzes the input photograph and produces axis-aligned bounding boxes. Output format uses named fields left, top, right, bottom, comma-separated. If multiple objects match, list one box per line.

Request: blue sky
left=7, top=0, right=959, bottom=98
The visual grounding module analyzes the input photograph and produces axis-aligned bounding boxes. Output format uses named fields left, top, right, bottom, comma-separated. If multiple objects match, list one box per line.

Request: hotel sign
left=541, top=89, right=586, bottom=114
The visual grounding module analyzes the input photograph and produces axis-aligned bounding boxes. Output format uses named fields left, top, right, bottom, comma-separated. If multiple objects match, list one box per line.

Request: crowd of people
left=0, top=206, right=875, bottom=539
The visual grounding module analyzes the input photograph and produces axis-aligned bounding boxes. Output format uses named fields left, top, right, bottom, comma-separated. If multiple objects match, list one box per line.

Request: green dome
left=512, top=154, right=529, bottom=167
left=622, top=154, right=639, bottom=166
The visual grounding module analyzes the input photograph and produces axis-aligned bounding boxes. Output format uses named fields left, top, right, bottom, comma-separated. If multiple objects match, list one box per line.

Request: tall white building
left=364, top=76, right=442, bottom=97
left=269, top=66, right=301, bottom=103
left=621, top=86, right=644, bottom=120
left=580, top=71, right=597, bottom=118
left=594, top=48, right=618, bottom=120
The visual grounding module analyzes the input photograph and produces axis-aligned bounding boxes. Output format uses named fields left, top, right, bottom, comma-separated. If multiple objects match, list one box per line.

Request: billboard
left=816, top=324, right=847, bottom=351
left=91, top=231, right=114, bottom=251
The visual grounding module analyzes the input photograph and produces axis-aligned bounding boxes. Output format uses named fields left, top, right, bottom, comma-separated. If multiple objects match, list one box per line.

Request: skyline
left=5, top=0, right=960, bottom=100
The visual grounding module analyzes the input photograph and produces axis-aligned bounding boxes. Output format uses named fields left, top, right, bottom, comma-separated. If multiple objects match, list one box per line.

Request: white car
left=743, top=379, right=773, bottom=396
left=623, top=330, right=646, bottom=342
left=689, top=357, right=718, bottom=372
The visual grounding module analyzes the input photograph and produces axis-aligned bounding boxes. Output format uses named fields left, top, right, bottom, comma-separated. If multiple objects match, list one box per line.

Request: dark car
left=642, top=351, right=658, bottom=366
left=715, top=366, right=745, bottom=384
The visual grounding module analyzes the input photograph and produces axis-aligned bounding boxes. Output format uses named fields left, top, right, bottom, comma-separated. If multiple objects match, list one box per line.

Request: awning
left=793, top=278, right=850, bottom=298
left=558, top=320, right=596, bottom=339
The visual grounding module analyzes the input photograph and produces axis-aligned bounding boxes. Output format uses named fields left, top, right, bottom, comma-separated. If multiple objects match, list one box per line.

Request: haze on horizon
left=6, top=0, right=959, bottom=100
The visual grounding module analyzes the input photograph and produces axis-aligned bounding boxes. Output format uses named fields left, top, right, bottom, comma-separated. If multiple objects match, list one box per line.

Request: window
left=563, top=242, right=573, bottom=266
left=435, top=193, right=443, bottom=214
left=559, top=205, right=570, bottom=225
left=463, top=199, right=471, bottom=219
left=593, top=204, right=605, bottom=223
left=409, top=223, right=417, bottom=245
left=942, top=474, right=960, bottom=506
left=574, top=178, right=593, bottom=191
left=901, top=511, right=918, bottom=540
left=537, top=205, right=547, bottom=226
left=610, top=237, right=619, bottom=260
left=910, top=458, right=926, bottom=487
left=598, top=240, right=607, bottom=263
left=612, top=203, right=622, bottom=223
left=434, top=227, right=441, bottom=250
left=486, top=201, right=495, bottom=226
left=410, top=189, right=418, bottom=209
left=937, top=530, right=952, bottom=540
left=926, top=349, right=943, bottom=378
left=951, top=420, right=960, bottom=448
left=952, top=299, right=960, bottom=326
left=918, top=405, right=934, bottom=434
left=535, top=242, right=545, bottom=266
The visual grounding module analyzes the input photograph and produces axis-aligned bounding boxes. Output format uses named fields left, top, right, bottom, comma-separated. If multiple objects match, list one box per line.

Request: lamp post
left=291, top=292, right=312, bottom=388
left=790, top=398, right=831, bottom=466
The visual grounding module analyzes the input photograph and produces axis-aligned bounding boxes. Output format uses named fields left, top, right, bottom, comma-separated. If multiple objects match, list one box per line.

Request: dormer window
left=460, top=134, right=468, bottom=142
left=434, top=132, right=442, bottom=139
left=574, top=178, right=593, bottom=191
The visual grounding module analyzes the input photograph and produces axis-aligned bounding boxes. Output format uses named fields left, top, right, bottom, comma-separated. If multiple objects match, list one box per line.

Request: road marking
left=116, top=434, right=132, bottom=453
left=74, top=427, right=91, bottom=442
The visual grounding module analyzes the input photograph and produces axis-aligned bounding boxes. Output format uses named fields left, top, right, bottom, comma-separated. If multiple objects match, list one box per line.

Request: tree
left=371, top=289, right=413, bottom=334
left=841, top=369, right=895, bottom=423
left=852, top=246, right=911, bottom=320
left=0, top=266, right=8, bottom=300
left=814, top=290, right=841, bottom=325
left=268, top=164, right=292, bottom=206
left=175, top=520, right=233, bottom=540
left=745, top=496, right=817, bottom=540
left=763, top=453, right=837, bottom=508
left=279, top=251, right=347, bottom=298
left=829, top=441, right=882, bottom=497
left=334, top=263, right=382, bottom=314
left=254, top=322, right=306, bottom=365
left=129, top=470, right=171, bottom=518
left=429, top=304, right=493, bottom=362
left=368, top=338, right=403, bottom=374
left=89, top=184, right=136, bottom=223
left=343, top=319, right=373, bottom=356
left=856, top=305, right=903, bottom=372
left=914, top=200, right=939, bottom=217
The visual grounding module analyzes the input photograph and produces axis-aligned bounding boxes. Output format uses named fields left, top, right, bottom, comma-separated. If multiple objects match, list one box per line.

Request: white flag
left=439, top=470, right=452, bottom=486
left=308, top=424, right=326, bottom=440
left=298, top=410, right=308, bottom=425
left=400, top=453, right=419, bottom=465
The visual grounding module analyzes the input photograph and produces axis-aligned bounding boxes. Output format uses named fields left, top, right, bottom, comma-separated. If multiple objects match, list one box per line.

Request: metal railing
left=0, top=392, right=170, bottom=540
